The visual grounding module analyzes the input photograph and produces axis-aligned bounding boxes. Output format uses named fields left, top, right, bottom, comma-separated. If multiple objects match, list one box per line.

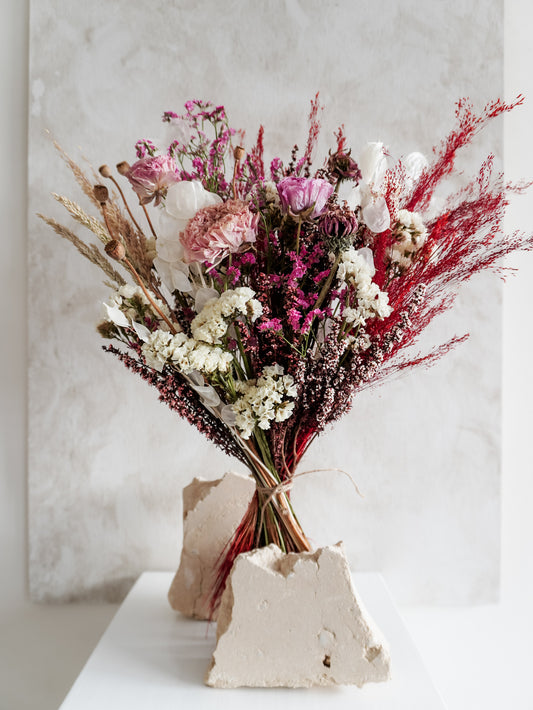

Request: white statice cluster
left=231, top=364, right=298, bottom=439
left=103, top=284, right=171, bottom=329
left=138, top=287, right=263, bottom=379
left=337, top=247, right=393, bottom=327
left=191, top=287, right=263, bottom=344
left=141, top=330, right=233, bottom=375
left=345, top=331, right=372, bottom=353
left=390, top=209, right=427, bottom=271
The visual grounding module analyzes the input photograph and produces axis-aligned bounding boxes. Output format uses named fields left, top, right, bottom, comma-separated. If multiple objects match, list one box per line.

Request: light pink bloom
left=127, top=155, right=178, bottom=205
left=180, top=199, right=258, bottom=264
left=277, top=177, right=334, bottom=219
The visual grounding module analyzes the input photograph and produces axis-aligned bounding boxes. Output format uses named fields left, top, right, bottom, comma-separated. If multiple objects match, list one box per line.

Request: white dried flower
left=337, top=248, right=392, bottom=326
left=231, top=365, right=297, bottom=439
left=191, top=287, right=263, bottom=344
left=104, top=285, right=171, bottom=330
left=390, top=209, right=427, bottom=271
left=141, top=329, right=233, bottom=376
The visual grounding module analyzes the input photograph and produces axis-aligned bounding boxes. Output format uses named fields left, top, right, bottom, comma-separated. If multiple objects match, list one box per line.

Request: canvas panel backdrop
left=28, top=0, right=502, bottom=603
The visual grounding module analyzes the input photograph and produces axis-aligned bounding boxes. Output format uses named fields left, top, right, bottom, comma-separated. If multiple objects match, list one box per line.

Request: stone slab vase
left=205, top=543, right=391, bottom=688
left=168, top=471, right=255, bottom=620
left=169, top=473, right=391, bottom=688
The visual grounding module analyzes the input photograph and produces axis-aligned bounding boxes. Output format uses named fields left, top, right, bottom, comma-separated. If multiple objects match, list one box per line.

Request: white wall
left=26, top=0, right=506, bottom=606
left=502, top=0, right=533, bottom=604
left=0, top=0, right=28, bottom=609
left=1, top=0, right=532, bottom=612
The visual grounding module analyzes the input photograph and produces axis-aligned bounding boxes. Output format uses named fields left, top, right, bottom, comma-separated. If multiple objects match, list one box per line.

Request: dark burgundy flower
left=327, top=150, right=362, bottom=183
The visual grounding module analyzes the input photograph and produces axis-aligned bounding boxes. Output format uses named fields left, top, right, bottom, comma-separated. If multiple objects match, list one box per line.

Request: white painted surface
left=59, top=571, right=445, bottom=709
left=28, top=0, right=503, bottom=606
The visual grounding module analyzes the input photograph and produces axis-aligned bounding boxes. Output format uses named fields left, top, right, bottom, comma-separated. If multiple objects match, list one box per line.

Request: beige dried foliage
left=54, top=142, right=103, bottom=209
left=53, top=193, right=110, bottom=243
left=54, top=142, right=155, bottom=285
left=37, top=214, right=126, bottom=287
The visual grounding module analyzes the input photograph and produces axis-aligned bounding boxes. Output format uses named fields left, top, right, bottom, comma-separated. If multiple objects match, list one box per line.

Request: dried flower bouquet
left=42, top=95, right=532, bottom=612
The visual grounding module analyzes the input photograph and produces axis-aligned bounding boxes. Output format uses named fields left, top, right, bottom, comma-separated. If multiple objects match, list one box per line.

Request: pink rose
left=127, top=155, right=178, bottom=205
left=180, top=199, right=258, bottom=264
left=277, top=177, right=334, bottom=219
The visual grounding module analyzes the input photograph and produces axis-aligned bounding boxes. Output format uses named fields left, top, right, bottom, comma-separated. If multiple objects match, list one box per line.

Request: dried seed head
left=116, top=161, right=131, bottom=176
left=97, top=320, right=117, bottom=339
left=93, top=184, right=109, bottom=204
left=327, top=150, right=362, bottom=183
left=234, top=146, right=245, bottom=162
left=99, top=164, right=112, bottom=179
left=104, top=240, right=126, bottom=261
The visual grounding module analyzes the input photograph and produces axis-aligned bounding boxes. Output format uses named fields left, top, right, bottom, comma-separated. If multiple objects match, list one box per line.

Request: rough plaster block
left=168, top=471, right=255, bottom=620
left=206, top=543, right=391, bottom=688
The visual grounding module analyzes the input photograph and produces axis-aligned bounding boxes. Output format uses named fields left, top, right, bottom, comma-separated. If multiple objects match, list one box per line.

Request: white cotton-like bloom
left=337, top=247, right=375, bottom=283
left=191, top=287, right=263, bottom=344
left=390, top=209, right=427, bottom=271
left=118, top=284, right=139, bottom=300
left=230, top=365, right=298, bottom=439
left=246, top=297, right=263, bottom=321
left=337, top=248, right=393, bottom=326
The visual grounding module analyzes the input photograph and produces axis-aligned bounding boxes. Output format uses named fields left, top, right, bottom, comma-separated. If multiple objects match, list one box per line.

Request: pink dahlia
left=277, top=176, right=334, bottom=219
left=180, top=199, right=258, bottom=264
left=126, top=155, right=179, bottom=205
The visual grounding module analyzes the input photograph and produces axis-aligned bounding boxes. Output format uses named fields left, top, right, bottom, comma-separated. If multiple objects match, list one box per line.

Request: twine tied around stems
left=255, top=468, right=364, bottom=548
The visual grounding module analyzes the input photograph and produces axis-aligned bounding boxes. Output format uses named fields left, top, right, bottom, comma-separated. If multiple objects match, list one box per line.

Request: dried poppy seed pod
left=116, top=161, right=131, bottom=176
left=234, top=146, right=245, bottom=162
left=93, top=184, right=109, bottom=204
left=99, top=164, right=112, bottom=179
left=104, top=239, right=126, bottom=261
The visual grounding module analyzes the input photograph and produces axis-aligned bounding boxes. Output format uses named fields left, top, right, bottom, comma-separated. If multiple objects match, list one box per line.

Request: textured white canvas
left=28, top=0, right=503, bottom=603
